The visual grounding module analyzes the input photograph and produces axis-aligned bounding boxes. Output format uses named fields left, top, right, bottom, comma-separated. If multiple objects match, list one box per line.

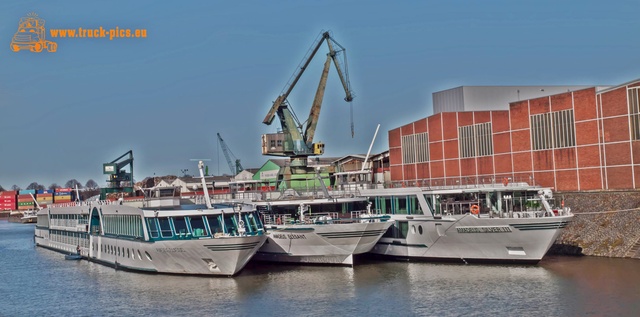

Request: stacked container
left=1, top=191, right=17, bottom=211
left=17, top=189, right=36, bottom=211
left=36, top=189, right=54, bottom=207
left=54, top=188, right=72, bottom=203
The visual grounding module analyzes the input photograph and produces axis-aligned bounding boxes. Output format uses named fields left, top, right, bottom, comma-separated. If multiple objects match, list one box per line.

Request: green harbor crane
left=100, top=150, right=134, bottom=199
left=261, top=30, right=354, bottom=175
left=217, top=133, right=243, bottom=175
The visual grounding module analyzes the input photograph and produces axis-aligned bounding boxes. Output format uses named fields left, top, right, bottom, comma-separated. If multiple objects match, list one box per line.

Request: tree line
left=0, top=179, right=99, bottom=192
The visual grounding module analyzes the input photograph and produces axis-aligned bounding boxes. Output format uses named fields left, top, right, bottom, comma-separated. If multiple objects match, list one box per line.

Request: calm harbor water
left=1, top=221, right=639, bottom=317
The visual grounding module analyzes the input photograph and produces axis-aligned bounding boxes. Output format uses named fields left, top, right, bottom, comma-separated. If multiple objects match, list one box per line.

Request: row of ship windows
left=94, top=243, right=152, bottom=261
left=50, top=214, right=89, bottom=227
left=102, top=214, right=144, bottom=238
left=49, top=230, right=89, bottom=248
left=147, top=212, right=263, bottom=239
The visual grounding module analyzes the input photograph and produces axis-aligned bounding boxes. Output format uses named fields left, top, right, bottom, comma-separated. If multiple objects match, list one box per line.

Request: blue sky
left=1, top=0, right=639, bottom=189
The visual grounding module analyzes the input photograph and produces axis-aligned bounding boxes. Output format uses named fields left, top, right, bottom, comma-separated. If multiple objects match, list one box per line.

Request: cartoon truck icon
left=10, top=14, right=57, bottom=53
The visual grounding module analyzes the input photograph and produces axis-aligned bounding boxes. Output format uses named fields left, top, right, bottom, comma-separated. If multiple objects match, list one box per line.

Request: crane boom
left=304, top=54, right=332, bottom=143
left=217, top=133, right=243, bottom=175
left=261, top=30, right=354, bottom=175
left=262, top=31, right=353, bottom=126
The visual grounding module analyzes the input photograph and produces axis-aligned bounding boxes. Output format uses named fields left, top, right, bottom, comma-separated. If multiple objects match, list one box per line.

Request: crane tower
left=217, top=133, right=243, bottom=175
left=261, top=30, right=354, bottom=176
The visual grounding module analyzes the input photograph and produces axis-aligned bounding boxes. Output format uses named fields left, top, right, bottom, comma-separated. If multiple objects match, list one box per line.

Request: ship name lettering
left=272, top=233, right=306, bottom=239
left=156, top=247, right=185, bottom=253
left=456, top=226, right=512, bottom=233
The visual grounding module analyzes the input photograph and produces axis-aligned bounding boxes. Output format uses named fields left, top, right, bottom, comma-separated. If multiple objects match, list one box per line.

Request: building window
left=530, top=109, right=575, bottom=150
left=401, top=132, right=429, bottom=164
left=458, top=122, right=493, bottom=158
left=629, top=88, right=640, bottom=140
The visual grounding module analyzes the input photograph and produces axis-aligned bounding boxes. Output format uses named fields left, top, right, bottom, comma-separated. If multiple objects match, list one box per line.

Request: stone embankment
left=550, top=191, right=640, bottom=259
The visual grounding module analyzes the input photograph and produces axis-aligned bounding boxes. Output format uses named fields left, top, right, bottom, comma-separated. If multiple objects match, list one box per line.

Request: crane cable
left=350, top=99, right=355, bottom=138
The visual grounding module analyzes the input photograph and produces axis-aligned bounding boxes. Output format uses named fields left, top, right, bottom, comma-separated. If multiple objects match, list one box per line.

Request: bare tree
left=85, top=179, right=99, bottom=189
left=26, top=182, right=40, bottom=190
left=49, top=183, right=60, bottom=191
left=0, top=185, right=5, bottom=192
left=11, top=184, right=20, bottom=191
left=65, top=179, right=83, bottom=189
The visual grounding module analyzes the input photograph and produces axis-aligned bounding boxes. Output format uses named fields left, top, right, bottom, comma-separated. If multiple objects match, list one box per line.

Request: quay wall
left=551, top=191, right=640, bottom=259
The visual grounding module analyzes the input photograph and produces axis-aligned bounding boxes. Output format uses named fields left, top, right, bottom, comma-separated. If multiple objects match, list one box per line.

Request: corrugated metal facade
left=433, top=85, right=595, bottom=114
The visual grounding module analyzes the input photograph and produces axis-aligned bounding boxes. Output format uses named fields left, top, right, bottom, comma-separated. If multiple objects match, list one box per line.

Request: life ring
left=502, top=177, right=509, bottom=186
left=470, top=205, right=480, bottom=215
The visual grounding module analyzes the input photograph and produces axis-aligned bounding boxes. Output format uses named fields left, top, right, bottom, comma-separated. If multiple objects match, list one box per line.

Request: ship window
left=145, top=251, right=152, bottom=261
left=398, top=221, right=409, bottom=239
left=127, top=248, right=130, bottom=258
left=172, top=216, right=189, bottom=236
left=418, top=225, right=423, bottom=235
left=396, top=197, right=408, bottom=214
left=245, top=212, right=263, bottom=232
left=137, top=249, right=142, bottom=260
left=147, top=218, right=159, bottom=238
left=206, top=215, right=224, bottom=235
left=158, top=217, right=173, bottom=238
left=189, top=216, right=208, bottom=237
left=411, top=225, right=416, bottom=234
left=223, top=214, right=237, bottom=236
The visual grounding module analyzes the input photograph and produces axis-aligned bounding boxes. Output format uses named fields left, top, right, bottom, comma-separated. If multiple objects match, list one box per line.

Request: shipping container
left=17, top=202, right=34, bottom=207
left=55, top=188, right=72, bottom=193
left=18, top=189, right=36, bottom=195
left=36, top=193, right=53, bottom=198
left=0, top=191, right=17, bottom=196
left=36, top=189, right=53, bottom=194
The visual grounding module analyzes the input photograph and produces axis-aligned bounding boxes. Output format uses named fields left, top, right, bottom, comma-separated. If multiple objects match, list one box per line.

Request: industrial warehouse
left=389, top=79, right=640, bottom=192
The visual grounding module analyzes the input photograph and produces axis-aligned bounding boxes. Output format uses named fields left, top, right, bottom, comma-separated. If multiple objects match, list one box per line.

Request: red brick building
left=389, top=79, right=640, bottom=191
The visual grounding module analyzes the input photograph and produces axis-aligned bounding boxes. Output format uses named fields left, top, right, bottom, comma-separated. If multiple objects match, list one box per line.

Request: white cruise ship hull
left=35, top=203, right=267, bottom=276
left=254, top=221, right=393, bottom=265
left=371, top=214, right=572, bottom=264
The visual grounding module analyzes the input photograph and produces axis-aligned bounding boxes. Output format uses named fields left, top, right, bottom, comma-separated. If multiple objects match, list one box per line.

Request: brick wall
left=389, top=80, right=640, bottom=190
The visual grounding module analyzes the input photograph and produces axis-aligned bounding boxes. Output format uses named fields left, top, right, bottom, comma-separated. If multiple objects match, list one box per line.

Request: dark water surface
left=1, top=221, right=638, bottom=317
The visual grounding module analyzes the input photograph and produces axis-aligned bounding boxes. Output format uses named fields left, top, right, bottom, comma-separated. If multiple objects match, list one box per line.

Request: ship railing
left=389, top=175, right=538, bottom=190
left=262, top=211, right=389, bottom=225
left=50, top=200, right=121, bottom=208
left=262, top=213, right=294, bottom=226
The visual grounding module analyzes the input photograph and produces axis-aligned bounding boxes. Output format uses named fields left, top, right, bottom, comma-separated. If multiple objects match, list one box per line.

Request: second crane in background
left=217, top=133, right=243, bottom=176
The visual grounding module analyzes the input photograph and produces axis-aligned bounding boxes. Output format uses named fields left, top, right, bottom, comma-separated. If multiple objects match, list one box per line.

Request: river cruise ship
left=357, top=179, right=573, bottom=264
left=224, top=180, right=392, bottom=266
left=34, top=185, right=267, bottom=276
